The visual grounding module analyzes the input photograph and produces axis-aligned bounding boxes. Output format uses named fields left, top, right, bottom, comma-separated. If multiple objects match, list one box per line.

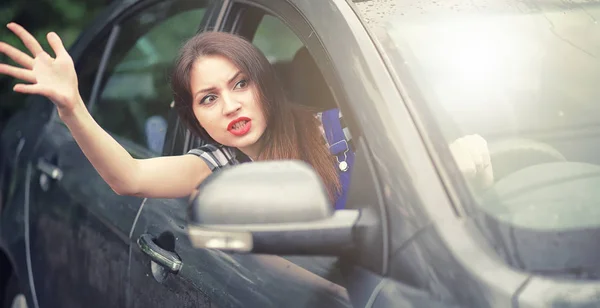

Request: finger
left=472, top=134, right=487, bottom=149
left=462, top=135, right=485, bottom=166
left=460, top=157, right=477, bottom=178
left=7, top=23, right=44, bottom=56
left=473, top=135, right=491, bottom=168
left=470, top=147, right=484, bottom=169
left=13, top=83, right=53, bottom=97
left=450, top=140, right=477, bottom=177
left=0, top=64, right=36, bottom=83
left=478, top=163, right=494, bottom=189
left=481, top=144, right=491, bottom=168
left=0, top=42, right=34, bottom=69
left=47, top=32, right=68, bottom=57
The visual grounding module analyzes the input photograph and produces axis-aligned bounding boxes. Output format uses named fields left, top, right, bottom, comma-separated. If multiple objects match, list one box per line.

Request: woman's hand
left=0, top=23, right=81, bottom=116
left=449, top=134, right=494, bottom=190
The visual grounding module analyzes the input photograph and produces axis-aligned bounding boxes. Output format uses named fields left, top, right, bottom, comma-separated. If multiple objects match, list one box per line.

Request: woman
left=0, top=23, right=493, bottom=204
left=171, top=31, right=341, bottom=201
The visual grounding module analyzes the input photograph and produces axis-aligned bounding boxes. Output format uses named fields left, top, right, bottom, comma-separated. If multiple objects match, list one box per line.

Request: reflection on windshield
left=362, top=0, right=600, bottom=222
left=354, top=0, right=600, bottom=277
left=386, top=3, right=599, bottom=137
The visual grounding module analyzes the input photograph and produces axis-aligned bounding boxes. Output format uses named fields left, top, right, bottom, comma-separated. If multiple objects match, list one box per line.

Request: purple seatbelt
left=321, top=108, right=354, bottom=210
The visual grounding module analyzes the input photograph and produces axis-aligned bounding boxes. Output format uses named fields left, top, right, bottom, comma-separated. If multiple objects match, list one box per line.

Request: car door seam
left=511, top=275, right=532, bottom=308
left=364, top=278, right=386, bottom=308
left=24, top=162, right=40, bottom=308
left=129, top=198, right=148, bottom=239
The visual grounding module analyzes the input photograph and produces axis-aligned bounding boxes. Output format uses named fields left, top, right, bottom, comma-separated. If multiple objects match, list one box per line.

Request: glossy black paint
left=2, top=0, right=599, bottom=308
left=25, top=121, right=145, bottom=307
left=1, top=96, right=55, bottom=308
left=130, top=195, right=350, bottom=308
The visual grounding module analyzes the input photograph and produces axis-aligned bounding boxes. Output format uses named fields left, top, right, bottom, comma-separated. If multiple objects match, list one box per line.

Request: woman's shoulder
left=187, top=144, right=240, bottom=171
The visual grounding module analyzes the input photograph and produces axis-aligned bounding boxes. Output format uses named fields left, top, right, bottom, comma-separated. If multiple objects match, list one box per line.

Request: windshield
left=352, top=0, right=600, bottom=278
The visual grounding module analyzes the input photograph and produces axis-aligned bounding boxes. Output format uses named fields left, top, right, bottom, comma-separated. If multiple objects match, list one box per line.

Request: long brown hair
left=171, top=31, right=340, bottom=201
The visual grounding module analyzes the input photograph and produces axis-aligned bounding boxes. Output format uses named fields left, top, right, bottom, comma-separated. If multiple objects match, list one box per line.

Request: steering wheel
left=487, top=138, right=567, bottom=181
left=478, top=160, right=600, bottom=276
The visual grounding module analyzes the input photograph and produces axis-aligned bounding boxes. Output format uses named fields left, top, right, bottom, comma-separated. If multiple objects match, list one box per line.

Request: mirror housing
left=187, top=160, right=359, bottom=255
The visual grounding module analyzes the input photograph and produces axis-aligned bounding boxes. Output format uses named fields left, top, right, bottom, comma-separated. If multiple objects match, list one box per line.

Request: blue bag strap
left=321, top=108, right=355, bottom=210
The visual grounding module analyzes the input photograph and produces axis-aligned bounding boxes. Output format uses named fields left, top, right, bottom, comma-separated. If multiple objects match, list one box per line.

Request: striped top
left=187, top=109, right=352, bottom=172
left=187, top=144, right=251, bottom=172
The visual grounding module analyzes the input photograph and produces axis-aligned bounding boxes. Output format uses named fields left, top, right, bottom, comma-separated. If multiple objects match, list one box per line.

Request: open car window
left=82, top=3, right=206, bottom=156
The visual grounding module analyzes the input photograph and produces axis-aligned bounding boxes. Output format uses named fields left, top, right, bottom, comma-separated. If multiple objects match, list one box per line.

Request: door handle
left=137, top=234, right=182, bottom=273
left=37, top=158, right=63, bottom=180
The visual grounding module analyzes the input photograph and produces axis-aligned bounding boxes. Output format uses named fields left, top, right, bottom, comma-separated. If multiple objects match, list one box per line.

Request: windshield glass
left=352, top=0, right=600, bottom=277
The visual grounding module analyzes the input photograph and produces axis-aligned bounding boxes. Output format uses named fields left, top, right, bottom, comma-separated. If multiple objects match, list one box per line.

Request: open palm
left=0, top=23, right=80, bottom=112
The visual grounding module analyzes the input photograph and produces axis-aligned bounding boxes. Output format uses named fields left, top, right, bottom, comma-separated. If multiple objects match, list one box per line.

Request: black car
left=2, top=0, right=600, bottom=307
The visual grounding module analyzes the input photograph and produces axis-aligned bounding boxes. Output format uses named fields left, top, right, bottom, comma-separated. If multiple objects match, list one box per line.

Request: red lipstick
left=227, top=117, right=252, bottom=136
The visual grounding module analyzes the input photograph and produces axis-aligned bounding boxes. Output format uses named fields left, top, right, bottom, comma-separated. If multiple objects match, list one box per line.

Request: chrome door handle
left=137, top=234, right=182, bottom=273
left=37, top=158, right=63, bottom=180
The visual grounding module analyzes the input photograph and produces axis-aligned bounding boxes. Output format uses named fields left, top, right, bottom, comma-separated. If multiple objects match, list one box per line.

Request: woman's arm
left=60, top=102, right=212, bottom=198
left=0, top=23, right=209, bottom=199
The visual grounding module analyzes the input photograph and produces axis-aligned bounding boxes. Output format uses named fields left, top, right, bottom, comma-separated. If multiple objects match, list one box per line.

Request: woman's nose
left=222, top=92, right=242, bottom=116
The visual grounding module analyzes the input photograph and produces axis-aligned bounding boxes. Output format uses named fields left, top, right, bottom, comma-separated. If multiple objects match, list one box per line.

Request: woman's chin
left=220, top=134, right=261, bottom=150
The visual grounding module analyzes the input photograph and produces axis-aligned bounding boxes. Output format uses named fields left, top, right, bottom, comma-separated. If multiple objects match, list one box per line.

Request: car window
left=252, top=14, right=303, bottom=63
left=92, top=3, right=206, bottom=155
left=250, top=14, right=339, bottom=112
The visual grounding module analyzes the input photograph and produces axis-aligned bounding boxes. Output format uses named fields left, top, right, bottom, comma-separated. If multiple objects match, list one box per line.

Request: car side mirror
left=187, top=160, right=359, bottom=256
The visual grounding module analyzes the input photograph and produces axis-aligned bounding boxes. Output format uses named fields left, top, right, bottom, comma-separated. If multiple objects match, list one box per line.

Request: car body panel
left=129, top=196, right=351, bottom=308
left=3, top=0, right=599, bottom=307
left=0, top=96, right=56, bottom=307
left=24, top=118, right=146, bottom=307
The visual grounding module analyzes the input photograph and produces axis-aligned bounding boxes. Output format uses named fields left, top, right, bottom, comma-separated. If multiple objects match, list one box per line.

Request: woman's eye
left=234, top=79, right=248, bottom=90
left=200, top=95, right=217, bottom=105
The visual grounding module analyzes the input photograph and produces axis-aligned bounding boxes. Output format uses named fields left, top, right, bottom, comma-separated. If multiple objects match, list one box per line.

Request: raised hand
left=450, top=134, right=494, bottom=190
left=0, top=23, right=81, bottom=115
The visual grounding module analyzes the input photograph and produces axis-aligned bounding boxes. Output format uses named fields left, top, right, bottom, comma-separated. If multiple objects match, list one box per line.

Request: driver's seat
left=289, top=47, right=355, bottom=210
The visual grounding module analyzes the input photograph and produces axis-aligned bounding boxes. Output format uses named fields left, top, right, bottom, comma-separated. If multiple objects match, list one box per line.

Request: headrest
left=289, top=47, right=337, bottom=111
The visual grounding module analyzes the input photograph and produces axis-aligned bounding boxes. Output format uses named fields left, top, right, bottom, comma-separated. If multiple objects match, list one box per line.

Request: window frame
left=93, top=9, right=209, bottom=154
left=189, top=0, right=384, bottom=283
left=53, top=0, right=219, bottom=157
left=182, top=0, right=359, bottom=153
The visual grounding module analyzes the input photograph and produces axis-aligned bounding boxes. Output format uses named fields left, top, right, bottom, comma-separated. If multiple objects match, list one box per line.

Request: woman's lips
left=228, top=117, right=252, bottom=136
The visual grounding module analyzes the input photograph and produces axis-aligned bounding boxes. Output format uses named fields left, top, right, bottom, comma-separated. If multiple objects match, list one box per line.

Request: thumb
left=47, top=32, right=68, bottom=57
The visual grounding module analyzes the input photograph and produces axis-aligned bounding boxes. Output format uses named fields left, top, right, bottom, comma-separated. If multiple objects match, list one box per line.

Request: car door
left=24, top=9, right=148, bottom=308
left=127, top=2, right=354, bottom=308
left=25, top=104, right=149, bottom=308
left=24, top=1, right=214, bottom=308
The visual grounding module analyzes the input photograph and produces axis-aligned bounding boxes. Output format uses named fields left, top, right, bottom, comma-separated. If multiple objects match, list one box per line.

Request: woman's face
left=190, top=55, right=267, bottom=159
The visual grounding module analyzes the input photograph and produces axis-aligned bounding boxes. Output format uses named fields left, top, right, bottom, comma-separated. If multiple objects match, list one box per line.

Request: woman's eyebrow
left=227, top=71, right=241, bottom=84
left=193, top=71, right=242, bottom=99
left=194, top=86, right=216, bottom=99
